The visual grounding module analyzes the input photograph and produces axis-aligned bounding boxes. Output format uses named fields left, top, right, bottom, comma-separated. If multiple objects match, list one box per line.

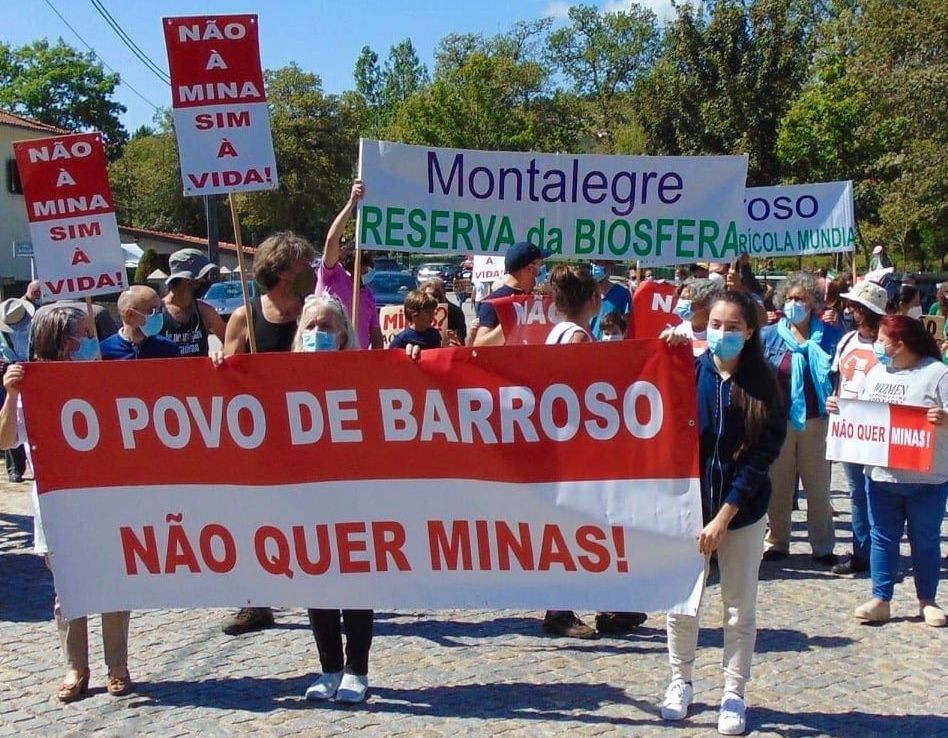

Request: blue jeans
left=866, top=479, right=948, bottom=601
left=842, top=463, right=871, bottom=561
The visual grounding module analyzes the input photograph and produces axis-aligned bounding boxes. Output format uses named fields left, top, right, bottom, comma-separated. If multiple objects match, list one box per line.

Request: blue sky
left=6, top=0, right=674, bottom=132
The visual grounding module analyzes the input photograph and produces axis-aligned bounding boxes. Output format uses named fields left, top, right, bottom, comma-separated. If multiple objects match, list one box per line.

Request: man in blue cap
left=471, top=242, right=548, bottom=347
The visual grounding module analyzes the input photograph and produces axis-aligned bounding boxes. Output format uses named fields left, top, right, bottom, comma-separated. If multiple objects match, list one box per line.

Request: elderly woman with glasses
left=759, top=272, right=843, bottom=564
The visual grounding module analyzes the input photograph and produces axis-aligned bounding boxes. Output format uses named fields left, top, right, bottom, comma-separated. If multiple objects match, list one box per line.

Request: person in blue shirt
left=390, top=290, right=458, bottom=352
left=589, top=260, right=632, bottom=340
left=100, top=286, right=181, bottom=361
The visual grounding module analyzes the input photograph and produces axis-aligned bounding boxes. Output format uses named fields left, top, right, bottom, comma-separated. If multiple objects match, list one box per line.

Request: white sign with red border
left=163, top=14, right=278, bottom=196
left=12, top=132, right=126, bottom=301
left=826, top=399, right=935, bottom=471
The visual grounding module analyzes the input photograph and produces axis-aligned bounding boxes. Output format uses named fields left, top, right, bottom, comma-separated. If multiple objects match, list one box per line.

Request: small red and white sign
left=163, top=15, right=278, bottom=196
left=472, top=255, right=505, bottom=284
left=826, top=399, right=935, bottom=471
left=491, top=294, right=564, bottom=345
left=12, top=132, right=126, bottom=301
left=633, top=281, right=681, bottom=339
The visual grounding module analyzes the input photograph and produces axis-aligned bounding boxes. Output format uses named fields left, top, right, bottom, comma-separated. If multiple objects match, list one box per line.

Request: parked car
left=416, top=262, right=460, bottom=290
left=202, top=280, right=258, bottom=320
left=367, top=270, right=418, bottom=308
left=373, top=256, right=403, bottom=272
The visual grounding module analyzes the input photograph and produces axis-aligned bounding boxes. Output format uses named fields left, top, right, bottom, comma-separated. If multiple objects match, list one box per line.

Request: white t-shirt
left=546, top=321, right=590, bottom=345
left=672, top=321, right=708, bottom=356
left=832, top=330, right=879, bottom=400
left=860, top=356, right=948, bottom=484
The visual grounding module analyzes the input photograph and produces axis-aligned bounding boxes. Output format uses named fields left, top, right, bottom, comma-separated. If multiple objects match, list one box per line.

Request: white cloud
left=544, top=1, right=574, bottom=20
left=604, top=0, right=677, bottom=23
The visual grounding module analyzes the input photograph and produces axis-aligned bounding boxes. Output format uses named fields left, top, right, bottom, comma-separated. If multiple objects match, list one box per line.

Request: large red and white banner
left=826, top=399, right=935, bottom=471
left=22, top=343, right=704, bottom=619
left=163, top=15, right=278, bottom=196
left=491, top=294, right=563, bottom=345
left=12, top=133, right=126, bottom=301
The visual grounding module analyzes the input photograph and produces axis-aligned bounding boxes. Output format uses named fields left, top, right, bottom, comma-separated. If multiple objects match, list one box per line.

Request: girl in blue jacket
left=661, top=290, right=786, bottom=736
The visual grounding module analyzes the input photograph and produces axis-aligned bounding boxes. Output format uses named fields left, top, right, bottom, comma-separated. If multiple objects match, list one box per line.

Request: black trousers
left=307, top=609, right=373, bottom=676
left=5, top=446, right=25, bottom=479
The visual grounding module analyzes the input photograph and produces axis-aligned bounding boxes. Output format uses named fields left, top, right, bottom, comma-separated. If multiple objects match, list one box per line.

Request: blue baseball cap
left=505, top=242, right=550, bottom=273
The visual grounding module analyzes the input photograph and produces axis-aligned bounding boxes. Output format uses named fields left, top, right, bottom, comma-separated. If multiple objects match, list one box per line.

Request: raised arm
left=323, top=180, right=364, bottom=269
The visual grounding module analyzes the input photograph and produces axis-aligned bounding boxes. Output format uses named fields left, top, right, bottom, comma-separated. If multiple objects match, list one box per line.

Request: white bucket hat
left=840, top=281, right=888, bottom=315
left=0, top=298, right=36, bottom=333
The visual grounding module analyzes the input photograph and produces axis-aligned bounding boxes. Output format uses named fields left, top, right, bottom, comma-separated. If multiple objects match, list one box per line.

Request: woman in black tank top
left=250, top=295, right=298, bottom=353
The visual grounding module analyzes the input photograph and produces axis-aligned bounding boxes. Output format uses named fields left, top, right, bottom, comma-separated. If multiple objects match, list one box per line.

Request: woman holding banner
left=828, top=316, right=948, bottom=627
left=292, top=294, right=376, bottom=702
left=0, top=307, right=132, bottom=701
left=760, top=272, right=842, bottom=564
left=542, top=265, right=648, bottom=638
left=661, top=290, right=786, bottom=735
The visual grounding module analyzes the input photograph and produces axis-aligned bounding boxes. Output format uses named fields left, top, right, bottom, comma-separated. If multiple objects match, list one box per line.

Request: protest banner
left=379, top=303, right=449, bottom=348
left=472, top=255, right=506, bottom=285
left=12, top=133, right=126, bottom=302
left=826, top=399, right=935, bottom=471
left=22, top=342, right=705, bottom=619
left=921, top=315, right=945, bottom=340
left=739, top=181, right=855, bottom=258
left=491, top=294, right=563, bottom=345
left=358, top=139, right=748, bottom=264
left=163, top=15, right=278, bottom=197
left=633, top=281, right=681, bottom=339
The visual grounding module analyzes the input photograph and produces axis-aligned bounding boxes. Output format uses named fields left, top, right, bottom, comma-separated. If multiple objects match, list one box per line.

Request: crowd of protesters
left=0, top=180, right=945, bottom=735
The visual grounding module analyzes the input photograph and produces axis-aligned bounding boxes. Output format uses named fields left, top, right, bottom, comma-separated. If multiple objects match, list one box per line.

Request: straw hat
left=0, top=298, right=36, bottom=333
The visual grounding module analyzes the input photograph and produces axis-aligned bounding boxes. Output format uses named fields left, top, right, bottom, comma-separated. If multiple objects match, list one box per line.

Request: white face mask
left=908, top=306, right=923, bottom=319
left=601, top=333, right=623, bottom=342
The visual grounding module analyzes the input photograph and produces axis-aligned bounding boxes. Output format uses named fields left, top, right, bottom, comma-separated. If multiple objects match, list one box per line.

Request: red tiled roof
left=118, top=225, right=255, bottom=256
left=0, top=110, right=69, bottom=135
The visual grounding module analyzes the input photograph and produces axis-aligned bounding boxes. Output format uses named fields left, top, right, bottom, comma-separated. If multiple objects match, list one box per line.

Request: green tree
left=352, top=39, right=429, bottom=135
left=546, top=4, right=660, bottom=142
left=133, top=248, right=161, bottom=284
left=637, top=0, right=822, bottom=184
left=0, top=39, right=127, bottom=154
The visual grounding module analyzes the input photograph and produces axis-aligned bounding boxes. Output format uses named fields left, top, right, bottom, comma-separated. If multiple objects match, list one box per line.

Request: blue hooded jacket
left=695, top=351, right=787, bottom=529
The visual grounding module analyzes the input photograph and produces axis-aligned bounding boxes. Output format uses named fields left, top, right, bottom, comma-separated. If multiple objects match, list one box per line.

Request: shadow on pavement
left=0, top=512, right=53, bottom=623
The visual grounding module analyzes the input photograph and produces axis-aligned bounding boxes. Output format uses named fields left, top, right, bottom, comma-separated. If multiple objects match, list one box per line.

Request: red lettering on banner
left=186, top=168, right=273, bottom=189
left=428, top=521, right=474, bottom=571
left=50, top=222, right=102, bottom=241
left=216, top=138, right=239, bottom=158
left=633, top=281, right=681, bottom=339
left=336, top=522, right=371, bottom=574
left=194, top=111, right=252, bottom=130
left=856, top=423, right=886, bottom=443
left=293, top=525, right=331, bottom=575
left=45, top=272, right=124, bottom=296
left=71, top=248, right=91, bottom=266
left=576, top=525, right=610, bottom=572
left=371, top=521, right=411, bottom=572
left=120, top=516, right=237, bottom=576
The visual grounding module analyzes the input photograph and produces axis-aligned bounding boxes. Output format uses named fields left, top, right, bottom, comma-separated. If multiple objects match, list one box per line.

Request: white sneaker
left=304, top=671, right=343, bottom=701
left=718, top=692, right=747, bottom=735
left=660, top=679, right=693, bottom=721
left=335, top=673, right=369, bottom=704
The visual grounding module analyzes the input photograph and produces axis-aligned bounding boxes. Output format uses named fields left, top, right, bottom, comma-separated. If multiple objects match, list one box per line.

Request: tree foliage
left=0, top=39, right=127, bottom=154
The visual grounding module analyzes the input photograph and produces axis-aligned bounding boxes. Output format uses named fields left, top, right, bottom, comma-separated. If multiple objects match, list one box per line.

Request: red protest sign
left=12, top=132, right=125, bottom=301
left=633, top=281, right=681, bottom=339
left=490, top=294, right=563, bottom=345
left=826, top=399, right=935, bottom=472
left=22, top=342, right=704, bottom=620
left=163, top=14, right=278, bottom=196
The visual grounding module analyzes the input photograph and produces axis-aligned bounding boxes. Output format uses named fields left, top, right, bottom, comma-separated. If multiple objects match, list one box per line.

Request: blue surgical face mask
left=302, top=329, right=338, bottom=352
left=362, top=269, right=375, bottom=286
left=71, top=336, right=99, bottom=361
left=783, top=300, right=809, bottom=325
left=591, top=264, right=608, bottom=282
left=707, top=327, right=746, bottom=361
left=873, top=342, right=893, bottom=367
left=675, top=299, right=694, bottom=321
left=142, top=311, right=164, bottom=338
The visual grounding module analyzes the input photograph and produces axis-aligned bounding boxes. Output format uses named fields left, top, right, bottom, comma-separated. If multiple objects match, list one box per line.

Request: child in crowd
left=390, top=291, right=459, bottom=351
left=599, top=311, right=627, bottom=341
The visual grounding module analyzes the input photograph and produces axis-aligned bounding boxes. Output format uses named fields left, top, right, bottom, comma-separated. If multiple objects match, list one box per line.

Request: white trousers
left=666, top=515, right=766, bottom=697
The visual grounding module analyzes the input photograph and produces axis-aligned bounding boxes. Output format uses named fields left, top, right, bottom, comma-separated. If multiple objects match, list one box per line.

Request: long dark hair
left=710, top=290, right=784, bottom=457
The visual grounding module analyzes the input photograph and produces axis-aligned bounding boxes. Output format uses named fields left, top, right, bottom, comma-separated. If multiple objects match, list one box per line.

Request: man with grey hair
left=760, top=271, right=842, bottom=564
left=101, top=286, right=180, bottom=360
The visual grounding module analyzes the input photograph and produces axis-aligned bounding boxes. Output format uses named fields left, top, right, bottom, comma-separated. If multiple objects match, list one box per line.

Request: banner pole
left=350, top=142, right=364, bottom=343
left=228, top=193, right=257, bottom=354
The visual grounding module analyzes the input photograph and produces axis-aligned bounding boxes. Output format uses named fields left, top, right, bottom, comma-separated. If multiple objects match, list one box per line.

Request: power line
left=88, top=0, right=171, bottom=86
left=41, top=0, right=163, bottom=112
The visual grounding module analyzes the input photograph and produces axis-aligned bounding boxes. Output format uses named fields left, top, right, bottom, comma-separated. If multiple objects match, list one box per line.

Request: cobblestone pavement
left=0, top=467, right=945, bottom=738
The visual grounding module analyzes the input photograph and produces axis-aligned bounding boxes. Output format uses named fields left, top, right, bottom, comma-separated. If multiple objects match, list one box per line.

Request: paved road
left=0, top=466, right=945, bottom=738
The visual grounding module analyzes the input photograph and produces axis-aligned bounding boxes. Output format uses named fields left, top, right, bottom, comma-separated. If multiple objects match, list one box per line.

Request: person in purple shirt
left=100, top=286, right=181, bottom=360
left=315, top=180, right=383, bottom=349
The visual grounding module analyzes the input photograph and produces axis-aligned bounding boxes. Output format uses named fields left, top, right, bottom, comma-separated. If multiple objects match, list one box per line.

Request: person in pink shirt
left=315, top=180, right=383, bottom=349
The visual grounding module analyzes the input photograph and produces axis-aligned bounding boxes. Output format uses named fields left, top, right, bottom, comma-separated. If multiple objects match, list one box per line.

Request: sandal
left=57, top=669, right=90, bottom=703
left=106, top=669, right=132, bottom=696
